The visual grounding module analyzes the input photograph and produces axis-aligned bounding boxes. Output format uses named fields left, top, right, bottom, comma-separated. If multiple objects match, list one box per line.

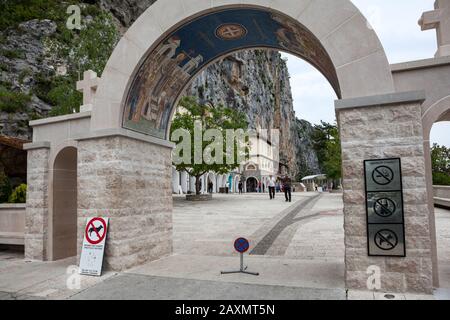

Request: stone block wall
left=25, top=148, right=50, bottom=260
left=338, top=102, right=434, bottom=293
left=77, top=135, right=173, bottom=271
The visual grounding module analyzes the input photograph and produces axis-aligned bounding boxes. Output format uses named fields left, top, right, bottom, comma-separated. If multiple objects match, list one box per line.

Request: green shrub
left=1, top=48, right=25, bottom=60
left=433, top=172, right=450, bottom=186
left=0, top=87, right=31, bottom=113
left=0, top=171, right=12, bottom=203
left=8, top=184, right=27, bottom=204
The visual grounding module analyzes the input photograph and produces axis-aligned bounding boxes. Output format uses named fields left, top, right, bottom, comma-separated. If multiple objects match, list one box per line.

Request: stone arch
left=48, top=144, right=78, bottom=261
left=91, top=0, right=394, bottom=136
left=422, top=95, right=450, bottom=141
left=246, top=176, right=259, bottom=193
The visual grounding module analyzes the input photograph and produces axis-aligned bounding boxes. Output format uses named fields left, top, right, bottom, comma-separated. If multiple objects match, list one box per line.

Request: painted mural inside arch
left=123, top=7, right=340, bottom=139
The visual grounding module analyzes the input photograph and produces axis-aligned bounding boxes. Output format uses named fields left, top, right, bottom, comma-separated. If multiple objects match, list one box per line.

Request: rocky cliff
left=0, top=0, right=320, bottom=179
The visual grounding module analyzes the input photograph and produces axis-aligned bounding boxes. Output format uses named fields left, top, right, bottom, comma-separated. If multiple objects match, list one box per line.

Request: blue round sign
left=234, top=238, right=250, bottom=253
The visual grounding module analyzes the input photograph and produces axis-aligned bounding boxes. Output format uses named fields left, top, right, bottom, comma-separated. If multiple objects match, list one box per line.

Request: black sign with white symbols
left=364, top=158, right=406, bottom=257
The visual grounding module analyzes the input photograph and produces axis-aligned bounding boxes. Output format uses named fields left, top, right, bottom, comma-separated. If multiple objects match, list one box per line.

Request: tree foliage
left=8, top=184, right=27, bottom=203
left=431, top=143, right=450, bottom=185
left=311, top=121, right=342, bottom=182
left=170, top=97, right=249, bottom=195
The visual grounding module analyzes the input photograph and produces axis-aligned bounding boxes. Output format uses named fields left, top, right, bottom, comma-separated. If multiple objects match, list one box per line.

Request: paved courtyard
left=0, top=193, right=449, bottom=300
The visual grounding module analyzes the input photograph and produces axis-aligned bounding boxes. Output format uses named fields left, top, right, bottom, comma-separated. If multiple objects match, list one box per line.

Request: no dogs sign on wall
left=79, top=217, right=109, bottom=276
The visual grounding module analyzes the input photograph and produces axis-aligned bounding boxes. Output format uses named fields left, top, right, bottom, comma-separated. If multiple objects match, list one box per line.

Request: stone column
left=77, top=134, right=173, bottom=271
left=180, top=171, right=188, bottom=194
left=336, top=91, right=434, bottom=294
left=24, top=144, right=51, bottom=261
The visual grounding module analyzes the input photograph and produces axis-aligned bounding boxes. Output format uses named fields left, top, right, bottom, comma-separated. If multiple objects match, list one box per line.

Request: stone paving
left=0, top=193, right=449, bottom=300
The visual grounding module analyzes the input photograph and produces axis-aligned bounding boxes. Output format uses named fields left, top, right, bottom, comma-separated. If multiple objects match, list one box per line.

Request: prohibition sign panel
left=85, top=217, right=107, bottom=245
left=364, top=158, right=402, bottom=192
left=234, top=238, right=250, bottom=253
left=368, top=224, right=405, bottom=257
left=80, top=217, right=109, bottom=276
left=367, top=191, right=403, bottom=224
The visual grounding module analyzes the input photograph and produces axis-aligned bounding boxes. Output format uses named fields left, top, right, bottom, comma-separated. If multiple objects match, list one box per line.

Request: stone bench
left=0, top=204, right=25, bottom=245
left=434, top=197, right=450, bottom=209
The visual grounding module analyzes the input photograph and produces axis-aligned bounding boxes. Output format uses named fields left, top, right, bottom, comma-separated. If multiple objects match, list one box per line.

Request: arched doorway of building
left=246, top=177, right=259, bottom=193
left=50, top=146, right=78, bottom=261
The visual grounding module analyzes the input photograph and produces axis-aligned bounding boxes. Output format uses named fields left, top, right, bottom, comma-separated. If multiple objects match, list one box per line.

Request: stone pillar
left=336, top=91, right=434, bottom=294
left=24, top=144, right=50, bottom=261
left=77, top=135, right=173, bottom=271
left=180, top=171, right=188, bottom=194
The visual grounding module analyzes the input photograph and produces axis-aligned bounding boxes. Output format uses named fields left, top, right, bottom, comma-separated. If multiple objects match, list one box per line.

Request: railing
left=0, top=204, right=26, bottom=245
left=434, top=185, right=450, bottom=209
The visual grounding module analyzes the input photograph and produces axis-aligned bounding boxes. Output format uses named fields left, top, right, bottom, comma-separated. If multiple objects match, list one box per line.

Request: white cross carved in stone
left=76, top=70, right=100, bottom=106
left=419, top=0, right=450, bottom=57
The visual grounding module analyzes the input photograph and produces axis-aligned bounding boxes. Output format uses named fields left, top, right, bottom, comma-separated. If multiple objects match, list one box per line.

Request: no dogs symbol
left=85, top=218, right=107, bottom=245
left=372, top=166, right=394, bottom=186
left=374, top=229, right=398, bottom=251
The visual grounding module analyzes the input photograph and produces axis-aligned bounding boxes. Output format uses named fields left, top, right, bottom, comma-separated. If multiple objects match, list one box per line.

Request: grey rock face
left=99, top=0, right=157, bottom=27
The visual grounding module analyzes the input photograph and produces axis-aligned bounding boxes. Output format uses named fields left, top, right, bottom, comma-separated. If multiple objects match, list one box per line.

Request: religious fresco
left=123, top=8, right=340, bottom=139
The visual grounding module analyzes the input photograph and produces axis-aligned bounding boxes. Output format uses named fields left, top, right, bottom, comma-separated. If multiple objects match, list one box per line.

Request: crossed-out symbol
left=85, top=218, right=107, bottom=245
left=374, top=229, right=398, bottom=251
left=374, top=198, right=396, bottom=218
left=234, top=238, right=250, bottom=253
left=372, top=166, right=394, bottom=185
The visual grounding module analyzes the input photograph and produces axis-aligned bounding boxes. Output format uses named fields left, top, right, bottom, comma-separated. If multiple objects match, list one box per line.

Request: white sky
left=281, top=0, right=450, bottom=147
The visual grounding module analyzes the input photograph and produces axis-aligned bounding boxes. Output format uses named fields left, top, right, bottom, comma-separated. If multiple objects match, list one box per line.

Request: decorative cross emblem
left=76, top=70, right=100, bottom=106
left=216, top=24, right=247, bottom=40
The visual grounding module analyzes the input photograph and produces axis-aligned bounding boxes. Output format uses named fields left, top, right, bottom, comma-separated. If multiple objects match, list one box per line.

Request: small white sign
left=79, top=217, right=109, bottom=276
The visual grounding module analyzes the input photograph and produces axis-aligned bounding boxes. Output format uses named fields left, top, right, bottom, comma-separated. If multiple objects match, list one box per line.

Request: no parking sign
left=79, top=217, right=109, bottom=276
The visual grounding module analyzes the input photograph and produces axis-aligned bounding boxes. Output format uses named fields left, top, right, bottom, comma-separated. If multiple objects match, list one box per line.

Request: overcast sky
left=281, top=0, right=450, bottom=147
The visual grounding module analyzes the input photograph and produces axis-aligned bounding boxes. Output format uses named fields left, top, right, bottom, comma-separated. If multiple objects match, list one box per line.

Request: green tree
left=431, top=143, right=450, bottom=185
left=170, top=97, right=249, bottom=195
left=8, top=184, right=27, bottom=204
left=323, top=126, right=342, bottom=181
left=311, top=121, right=342, bottom=183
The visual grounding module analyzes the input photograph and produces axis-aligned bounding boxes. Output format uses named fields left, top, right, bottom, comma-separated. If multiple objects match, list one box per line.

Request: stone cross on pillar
left=76, top=70, right=100, bottom=112
left=419, top=0, right=450, bottom=57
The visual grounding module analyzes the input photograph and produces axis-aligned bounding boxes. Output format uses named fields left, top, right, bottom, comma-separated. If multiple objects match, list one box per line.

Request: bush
left=8, top=184, right=27, bottom=204
left=0, top=86, right=31, bottom=113
left=433, top=172, right=450, bottom=186
left=0, top=172, right=12, bottom=203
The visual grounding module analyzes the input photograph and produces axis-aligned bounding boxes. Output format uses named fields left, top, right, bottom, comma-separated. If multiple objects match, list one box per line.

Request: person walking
left=238, top=181, right=243, bottom=194
left=268, top=175, right=276, bottom=200
left=282, top=175, right=292, bottom=203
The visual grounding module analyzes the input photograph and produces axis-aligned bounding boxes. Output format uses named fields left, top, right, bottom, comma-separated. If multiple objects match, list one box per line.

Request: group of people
left=236, top=175, right=293, bottom=203
left=268, top=175, right=292, bottom=203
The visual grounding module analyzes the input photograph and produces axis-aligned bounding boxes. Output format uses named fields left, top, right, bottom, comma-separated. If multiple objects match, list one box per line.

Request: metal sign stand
left=221, top=252, right=259, bottom=276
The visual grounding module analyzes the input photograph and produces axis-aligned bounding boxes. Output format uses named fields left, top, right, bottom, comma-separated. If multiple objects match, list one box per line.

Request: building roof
left=0, top=135, right=30, bottom=150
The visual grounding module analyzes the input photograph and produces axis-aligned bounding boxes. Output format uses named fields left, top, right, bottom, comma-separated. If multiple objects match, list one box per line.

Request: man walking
left=282, top=175, right=292, bottom=203
left=268, top=175, right=276, bottom=200
left=238, top=181, right=243, bottom=194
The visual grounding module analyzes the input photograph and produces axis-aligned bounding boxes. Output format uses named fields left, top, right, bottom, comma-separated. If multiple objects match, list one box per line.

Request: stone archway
left=46, top=0, right=434, bottom=293
left=246, top=177, right=259, bottom=193
left=49, top=146, right=78, bottom=261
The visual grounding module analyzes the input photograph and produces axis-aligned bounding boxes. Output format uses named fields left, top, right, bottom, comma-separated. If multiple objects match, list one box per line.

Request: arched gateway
left=23, top=0, right=444, bottom=294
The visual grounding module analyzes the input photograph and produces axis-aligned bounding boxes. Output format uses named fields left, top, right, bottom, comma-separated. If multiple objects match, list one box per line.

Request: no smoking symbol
left=372, top=166, right=394, bottom=185
left=374, top=229, right=398, bottom=251
left=374, top=198, right=396, bottom=218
